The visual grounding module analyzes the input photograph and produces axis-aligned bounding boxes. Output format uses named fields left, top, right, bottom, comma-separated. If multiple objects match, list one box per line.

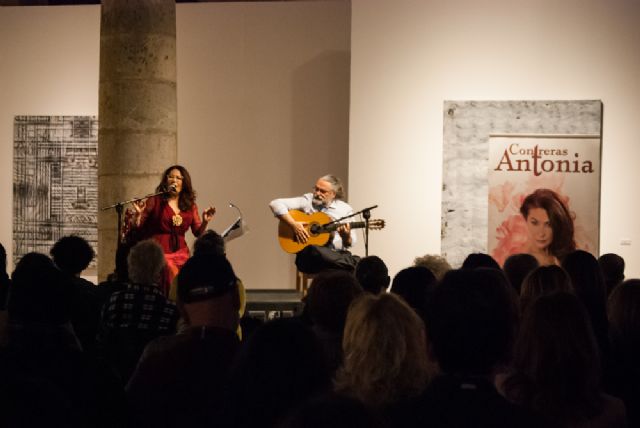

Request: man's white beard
left=312, top=195, right=327, bottom=207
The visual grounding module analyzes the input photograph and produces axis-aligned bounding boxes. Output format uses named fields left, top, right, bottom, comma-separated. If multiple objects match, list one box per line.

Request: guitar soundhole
left=309, top=222, right=321, bottom=236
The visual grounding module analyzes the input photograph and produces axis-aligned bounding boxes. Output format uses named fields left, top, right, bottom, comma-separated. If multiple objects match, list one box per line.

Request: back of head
left=561, top=250, right=607, bottom=323
left=228, top=318, right=330, bottom=427
left=414, top=254, right=451, bottom=280
left=520, top=265, right=571, bottom=313
left=427, top=268, right=517, bottom=375
left=598, top=253, right=625, bottom=296
left=507, top=291, right=601, bottom=421
left=0, top=242, right=7, bottom=274
left=9, top=252, right=71, bottom=325
left=390, top=266, right=436, bottom=322
left=127, top=239, right=166, bottom=285
left=608, top=279, right=640, bottom=361
left=50, top=235, right=95, bottom=275
left=461, top=253, right=501, bottom=271
left=193, top=230, right=225, bottom=257
left=305, top=271, right=362, bottom=333
left=177, top=254, right=237, bottom=304
left=503, top=253, right=539, bottom=294
left=354, top=256, right=389, bottom=294
left=336, top=293, right=429, bottom=407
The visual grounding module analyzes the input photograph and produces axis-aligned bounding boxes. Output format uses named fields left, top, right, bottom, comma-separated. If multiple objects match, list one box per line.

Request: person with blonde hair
left=334, top=293, right=430, bottom=411
left=413, top=254, right=451, bottom=280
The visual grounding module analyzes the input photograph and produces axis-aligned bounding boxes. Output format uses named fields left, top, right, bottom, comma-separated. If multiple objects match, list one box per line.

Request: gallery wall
left=0, top=2, right=351, bottom=288
left=348, top=0, right=640, bottom=278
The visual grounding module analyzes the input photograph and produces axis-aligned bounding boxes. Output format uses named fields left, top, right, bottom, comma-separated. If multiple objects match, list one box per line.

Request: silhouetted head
left=461, top=253, right=501, bottom=271
left=355, top=256, right=389, bottom=294
left=9, top=252, right=71, bottom=325
left=503, top=253, right=539, bottom=294
left=390, top=266, right=436, bottom=323
left=50, top=235, right=94, bottom=275
left=598, top=253, right=625, bottom=296
left=304, top=271, right=362, bottom=333
left=426, top=268, right=517, bottom=375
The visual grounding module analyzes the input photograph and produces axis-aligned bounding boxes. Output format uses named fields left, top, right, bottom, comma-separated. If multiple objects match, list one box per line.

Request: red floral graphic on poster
left=488, top=136, right=601, bottom=266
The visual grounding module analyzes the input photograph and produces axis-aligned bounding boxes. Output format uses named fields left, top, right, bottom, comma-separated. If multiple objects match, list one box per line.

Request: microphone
left=168, top=183, right=177, bottom=192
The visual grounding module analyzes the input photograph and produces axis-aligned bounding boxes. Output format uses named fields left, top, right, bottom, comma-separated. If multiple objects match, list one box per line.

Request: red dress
left=136, top=195, right=203, bottom=295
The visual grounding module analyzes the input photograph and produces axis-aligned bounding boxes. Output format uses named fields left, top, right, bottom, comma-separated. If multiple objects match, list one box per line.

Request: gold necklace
left=172, top=213, right=183, bottom=226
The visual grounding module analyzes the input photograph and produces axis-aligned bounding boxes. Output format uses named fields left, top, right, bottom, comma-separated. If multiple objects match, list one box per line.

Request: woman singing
left=520, top=188, right=576, bottom=266
left=130, top=165, right=215, bottom=294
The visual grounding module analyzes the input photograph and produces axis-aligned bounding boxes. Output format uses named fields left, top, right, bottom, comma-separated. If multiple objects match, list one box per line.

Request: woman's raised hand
left=202, top=206, right=216, bottom=223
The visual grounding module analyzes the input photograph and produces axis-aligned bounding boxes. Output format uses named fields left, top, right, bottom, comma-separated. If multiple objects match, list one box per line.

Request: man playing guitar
left=269, top=175, right=358, bottom=273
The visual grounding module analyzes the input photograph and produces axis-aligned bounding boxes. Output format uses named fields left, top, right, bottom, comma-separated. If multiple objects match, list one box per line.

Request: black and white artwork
left=13, top=115, right=98, bottom=269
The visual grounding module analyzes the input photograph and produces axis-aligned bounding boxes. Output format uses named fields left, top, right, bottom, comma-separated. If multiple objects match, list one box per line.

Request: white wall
left=0, top=2, right=351, bottom=289
left=0, top=5, right=100, bottom=269
left=349, top=0, right=640, bottom=278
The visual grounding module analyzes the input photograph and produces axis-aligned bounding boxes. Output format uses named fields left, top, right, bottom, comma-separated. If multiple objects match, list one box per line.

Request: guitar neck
left=322, top=220, right=367, bottom=233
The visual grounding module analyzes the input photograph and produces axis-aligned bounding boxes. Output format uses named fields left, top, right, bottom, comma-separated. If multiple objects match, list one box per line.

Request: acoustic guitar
left=278, top=209, right=385, bottom=254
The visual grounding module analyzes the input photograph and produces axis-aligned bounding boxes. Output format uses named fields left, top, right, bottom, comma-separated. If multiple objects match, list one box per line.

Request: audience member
left=97, top=243, right=131, bottom=304
left=335, top=293, right=430, bottom=425
left=2, top=252, right=126, bottom=427
left=0, top=242, right=10, bottom=310
left=501, top=291, right=626, bottom=427
left=51, top=235, right=103, bottom=353
left=355, top=255, right=390, bottom=294
left=279, top=393, right=385, bottom=428
left=562, top=250, right=610, bottom=371
left=598, top=253, right=625, bottom=297
left=98, top=239, right=179, bottom=383
left=461, top=252, right=501, bottom=270
left=390, top=266, right=436, bottom=325
left=503, top=253, right=539, bottom=294
left=413, top=254, right=451, bottom=280
left=303, top=270, right=363, bottom=374
left=127, top=254, right=241, bottom=428
left=519, top=265, right=571, bottom=314
left=607, top=279, right=640, bottom=428
left=411, top=268, right=536, bottom=428
left=0, top=243, right=10, bottom=346
left=223, top=318, right=331, bottom=428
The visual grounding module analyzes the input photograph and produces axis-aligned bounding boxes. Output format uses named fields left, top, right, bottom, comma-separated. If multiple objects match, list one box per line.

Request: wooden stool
left=296, top=270, right=314, bottom=293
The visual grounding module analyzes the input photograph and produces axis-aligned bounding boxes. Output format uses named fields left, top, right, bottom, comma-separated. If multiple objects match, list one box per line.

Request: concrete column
left=98, top=0, right=177, bottom=280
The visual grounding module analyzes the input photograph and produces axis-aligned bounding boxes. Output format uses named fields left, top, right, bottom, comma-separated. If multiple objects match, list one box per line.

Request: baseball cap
left=177, top=254, right=237, bottom=303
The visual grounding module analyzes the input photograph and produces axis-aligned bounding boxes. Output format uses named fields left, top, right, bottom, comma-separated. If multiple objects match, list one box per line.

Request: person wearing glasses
left=269, top=174, right=359, bottom=273
left=129, top=165, right=216, bottom=294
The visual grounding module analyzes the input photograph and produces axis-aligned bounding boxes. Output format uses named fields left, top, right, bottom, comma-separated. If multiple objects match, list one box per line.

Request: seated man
left=269, top=174, right=359, bottom=273
left=126, top=254, right=241, bottom=428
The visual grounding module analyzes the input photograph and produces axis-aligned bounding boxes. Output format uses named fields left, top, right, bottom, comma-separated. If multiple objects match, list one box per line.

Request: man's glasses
left=313, top=186, right=333, bottom=195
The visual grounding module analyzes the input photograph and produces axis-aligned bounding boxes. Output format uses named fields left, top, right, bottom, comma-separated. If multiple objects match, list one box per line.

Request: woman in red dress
left=131, top=165, right=216, bottom=295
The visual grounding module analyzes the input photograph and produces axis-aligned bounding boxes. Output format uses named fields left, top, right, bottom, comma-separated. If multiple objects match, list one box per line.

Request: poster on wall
left=441, top=100, right=602, bottom=268
left=13, top=115, right=98, bottom=271
left=488, top=135, right=600, bottom=266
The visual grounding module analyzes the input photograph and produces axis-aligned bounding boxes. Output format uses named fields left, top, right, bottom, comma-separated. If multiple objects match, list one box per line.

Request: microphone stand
left=101, top=190, right=167, bottom=245
left=363, top=208, right=371, bottom=257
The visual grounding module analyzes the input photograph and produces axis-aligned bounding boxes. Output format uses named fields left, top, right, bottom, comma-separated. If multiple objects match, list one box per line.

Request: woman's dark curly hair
left=156, top=164, right=196, bottom=212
